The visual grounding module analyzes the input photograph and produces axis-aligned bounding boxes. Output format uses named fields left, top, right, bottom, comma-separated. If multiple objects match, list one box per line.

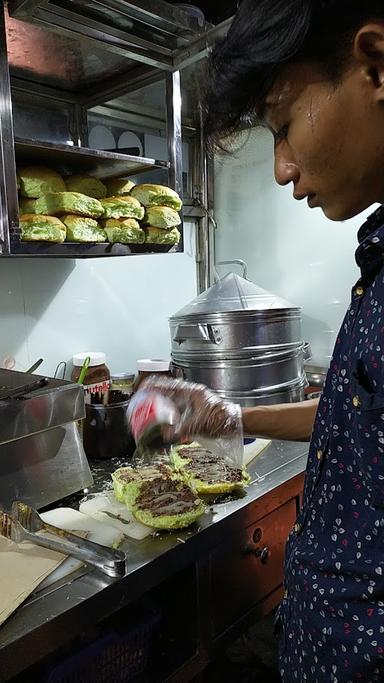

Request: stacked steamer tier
left=170, top=273, right=309, bottom=407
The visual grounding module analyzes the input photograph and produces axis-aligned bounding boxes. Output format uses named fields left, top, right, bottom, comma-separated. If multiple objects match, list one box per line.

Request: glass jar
left=71, top=352, right=111, bottom=405
left=109, top=372, right=135, bottom=404
left=134, top=359, right=171, bottom=391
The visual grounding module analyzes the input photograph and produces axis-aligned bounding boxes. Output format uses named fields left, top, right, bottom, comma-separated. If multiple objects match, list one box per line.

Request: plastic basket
left=44, top=606, right=160, bottom=683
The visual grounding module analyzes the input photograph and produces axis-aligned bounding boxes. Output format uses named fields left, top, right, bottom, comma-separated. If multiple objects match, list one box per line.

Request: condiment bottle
left=134, top=359, right=171, bottom=392
left=71, top=352, right=111, bottom=405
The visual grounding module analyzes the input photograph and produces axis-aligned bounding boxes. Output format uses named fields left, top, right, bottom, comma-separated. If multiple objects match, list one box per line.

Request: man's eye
left=274, top=123, right=289, bottom=143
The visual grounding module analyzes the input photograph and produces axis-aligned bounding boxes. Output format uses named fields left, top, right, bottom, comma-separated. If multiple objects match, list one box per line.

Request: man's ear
left=354, top=23, right=384, bottom=99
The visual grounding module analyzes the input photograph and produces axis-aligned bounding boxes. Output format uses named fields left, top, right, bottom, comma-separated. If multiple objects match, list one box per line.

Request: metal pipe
left=165, top=70, right=183, bottom=198
left=193, top=102, right=216, bottom=293
left=0, top=5, right=18, bottom=253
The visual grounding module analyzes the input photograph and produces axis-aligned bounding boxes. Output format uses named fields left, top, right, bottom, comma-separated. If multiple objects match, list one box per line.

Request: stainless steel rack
left=0, top=0, right=229, bottom=258
left=15, top=138, right=169, bottom=178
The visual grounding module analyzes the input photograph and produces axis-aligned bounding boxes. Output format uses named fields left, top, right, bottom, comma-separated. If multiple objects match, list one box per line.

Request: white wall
left=214, top=129, right=377, bottom=367
left=0, top=221, right=197, bottom=377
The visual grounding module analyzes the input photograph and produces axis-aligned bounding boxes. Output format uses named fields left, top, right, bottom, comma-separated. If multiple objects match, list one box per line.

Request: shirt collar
left=355, top=205, right=384, bottom=280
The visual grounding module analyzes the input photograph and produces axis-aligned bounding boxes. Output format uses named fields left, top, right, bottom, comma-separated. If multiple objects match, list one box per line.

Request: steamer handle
left=173, top=323, right=222, bottom=345
left=215, top=259, right=248, bottom=280
left=303, top=341, right=312, bottom=362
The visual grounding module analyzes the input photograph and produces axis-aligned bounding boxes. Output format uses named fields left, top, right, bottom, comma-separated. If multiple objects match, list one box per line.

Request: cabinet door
left=210, top=498, right=296, bottom=636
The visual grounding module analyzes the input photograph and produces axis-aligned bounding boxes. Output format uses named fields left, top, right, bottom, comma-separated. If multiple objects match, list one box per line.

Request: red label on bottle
left=130, top=398, right=157, bottom=441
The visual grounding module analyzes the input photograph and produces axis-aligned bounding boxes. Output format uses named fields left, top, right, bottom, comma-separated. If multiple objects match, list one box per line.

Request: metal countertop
left=0, top=440, right=308, bottom=680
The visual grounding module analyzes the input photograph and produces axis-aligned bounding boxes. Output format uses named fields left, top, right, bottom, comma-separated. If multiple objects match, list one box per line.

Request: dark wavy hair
left=204, top=0, right=384, bottom=149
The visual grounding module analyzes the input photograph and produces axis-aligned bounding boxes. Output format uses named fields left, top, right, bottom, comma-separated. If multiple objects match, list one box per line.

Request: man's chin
left=321, top=205, right=361, bottom=222
left=322, top=200, right=378, bottom=222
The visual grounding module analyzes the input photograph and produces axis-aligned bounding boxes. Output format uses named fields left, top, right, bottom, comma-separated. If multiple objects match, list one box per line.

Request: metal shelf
left=0, top=3, right=188, bottom=258
left=9, top=240, right=179, bottom=257
left=8, top=0, right=206, bottom=74
left=15, top=138, right=169, bottom=179
left=11, top=139, right=177, bottom=256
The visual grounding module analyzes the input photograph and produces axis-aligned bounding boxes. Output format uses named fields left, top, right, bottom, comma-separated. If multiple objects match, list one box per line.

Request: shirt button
left=355, top=285, right=364, bottom=296
left=294, top=523, right=301, bottom=533
left=317, top=449, right=323, bottom=461
left=352, top=395, right=361, bottom=408
left=283, top=590, right=288, bottom=599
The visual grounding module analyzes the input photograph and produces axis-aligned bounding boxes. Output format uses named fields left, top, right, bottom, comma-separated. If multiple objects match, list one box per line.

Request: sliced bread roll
left=35, top=192, right=104, bottom=218
left=131, top=477, right=205, bottom=530
left=144, top=206, right=181, bottom=229
left=102, top=217, right=145, bottom=244
left=130, top=184, right=182, bottom=211
left=62, top=215, right=107, bottom=242
left=104, top=178, right=135, bottom=196
left=145, top=226, right=180, bottom=245
left=171, top=442, right=250, bottom=495
left=100, top=195, right=144, bottom=220
left=65, top=175, right=107, bottom=199
left=18, top=166, right=66, bottom=198
left=20, top=214, right=66, bottom=243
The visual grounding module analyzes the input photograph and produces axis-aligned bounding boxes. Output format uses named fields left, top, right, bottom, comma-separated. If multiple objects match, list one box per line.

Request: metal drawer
left=209, top=498, right=296, bottom=636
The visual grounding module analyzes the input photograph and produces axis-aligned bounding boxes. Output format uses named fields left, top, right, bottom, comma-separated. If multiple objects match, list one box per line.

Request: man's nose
left=274, top=151, right=300, bottom=186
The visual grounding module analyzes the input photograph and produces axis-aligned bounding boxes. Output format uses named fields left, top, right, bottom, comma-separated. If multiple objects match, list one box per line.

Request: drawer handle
left=245, top=545, right=270, bottom=564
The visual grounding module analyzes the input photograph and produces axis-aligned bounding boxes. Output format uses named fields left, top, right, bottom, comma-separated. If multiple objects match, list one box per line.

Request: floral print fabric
left=278, top=206, right=384, bottom=683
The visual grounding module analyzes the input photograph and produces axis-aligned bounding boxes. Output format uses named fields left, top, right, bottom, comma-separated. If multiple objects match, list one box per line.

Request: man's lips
left=307, top=194, right=318, bottom=208
left=293, top=192, right=317, bottom=207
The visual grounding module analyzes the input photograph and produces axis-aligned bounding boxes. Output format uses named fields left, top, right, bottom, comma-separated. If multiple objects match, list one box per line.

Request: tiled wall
left=0, top=222, right=197, bottom=378
left=214, top=129, right=377, bottom=368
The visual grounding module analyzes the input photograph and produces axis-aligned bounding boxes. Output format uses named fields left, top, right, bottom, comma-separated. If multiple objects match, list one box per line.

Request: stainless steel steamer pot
left=170, top=273, right=302, bottom=359
left=169, top=273, right=309, bottom=406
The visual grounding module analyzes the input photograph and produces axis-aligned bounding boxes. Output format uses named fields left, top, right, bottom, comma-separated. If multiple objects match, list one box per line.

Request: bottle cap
left=136, top=359, right=170, bottom=372
left=111, top=372, right=135, bottom=381
left=73, top=352, right=106, bottom=367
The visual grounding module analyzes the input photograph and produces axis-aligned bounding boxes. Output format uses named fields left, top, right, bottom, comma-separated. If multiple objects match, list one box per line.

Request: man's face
left=264, top=60, right=384, bottom=221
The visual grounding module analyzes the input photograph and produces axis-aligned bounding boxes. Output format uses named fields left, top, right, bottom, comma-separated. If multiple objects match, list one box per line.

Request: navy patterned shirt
left=278, top=205, right=384, bottom=683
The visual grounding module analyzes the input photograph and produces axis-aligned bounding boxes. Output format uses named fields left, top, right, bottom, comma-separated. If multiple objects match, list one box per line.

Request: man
left=144, top=1, right=384, bottom=680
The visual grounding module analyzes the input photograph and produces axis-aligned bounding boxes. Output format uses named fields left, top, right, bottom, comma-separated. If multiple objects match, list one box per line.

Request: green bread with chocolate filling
left=171, top=442, right=250, bottom=495
left=112, top=464, right=175, bottom=507
left=102, top=218, right=145, bottom=244
left=144, top=206, right=181, bottom=229
left=35, top=192, right=104, bottom=218
left=130, top=477, right=205, bottom=530
left=18, top=166, right=66, bottom=198
left=62, top=215, right=107, bottom=242
left=145, top=226, right=180, bottom=245
left=65, top=175, right=107, bottom=199
left=100, top=195, right=144, bottom=220
left=130, top=184, right=182, bottom=211
left=20, top=214, right=66, bottom=242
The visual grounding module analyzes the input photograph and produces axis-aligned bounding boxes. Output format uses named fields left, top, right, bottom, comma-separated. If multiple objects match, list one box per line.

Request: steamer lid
left=170, top=273, right=300, bottom=319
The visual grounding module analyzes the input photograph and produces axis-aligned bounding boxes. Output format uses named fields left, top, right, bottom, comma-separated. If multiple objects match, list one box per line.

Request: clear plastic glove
left=139, top=376, right=244, bottom=466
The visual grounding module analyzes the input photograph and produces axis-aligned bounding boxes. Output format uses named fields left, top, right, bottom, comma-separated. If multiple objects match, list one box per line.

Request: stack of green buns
left=131, top=184, right=182, bottom=246
left=17, top=167, right=182, bottom=247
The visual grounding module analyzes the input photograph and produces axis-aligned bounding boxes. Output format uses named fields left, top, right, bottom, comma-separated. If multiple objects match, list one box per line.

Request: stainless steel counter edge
left=0, top=440, right=308, bottom=681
